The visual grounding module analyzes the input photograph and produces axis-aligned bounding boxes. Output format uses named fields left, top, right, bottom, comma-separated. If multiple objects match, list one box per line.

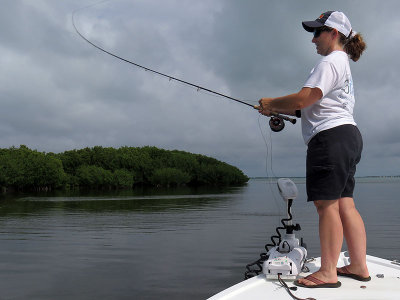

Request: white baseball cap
left=302, top=11, right=352, bottom=38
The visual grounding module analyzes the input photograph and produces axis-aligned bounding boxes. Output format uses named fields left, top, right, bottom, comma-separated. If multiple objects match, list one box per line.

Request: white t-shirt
left=302, top=50, right=356, bottom=144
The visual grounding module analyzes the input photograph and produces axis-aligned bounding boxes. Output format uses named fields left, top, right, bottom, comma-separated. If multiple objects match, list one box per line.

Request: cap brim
left=302, top=20, right=324, bottom=32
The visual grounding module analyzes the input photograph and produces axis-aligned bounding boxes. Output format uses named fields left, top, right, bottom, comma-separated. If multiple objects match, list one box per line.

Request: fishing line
left=257, top=115, right=283, bottom=215
left=71, top=1, right=297, bottom=127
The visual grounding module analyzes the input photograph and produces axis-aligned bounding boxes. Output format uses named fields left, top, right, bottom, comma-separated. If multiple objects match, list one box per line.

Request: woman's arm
left=257, top=87, right=322, bottom=116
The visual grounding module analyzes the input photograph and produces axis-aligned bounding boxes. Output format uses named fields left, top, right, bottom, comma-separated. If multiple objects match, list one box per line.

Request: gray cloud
left=0, top=0, right=399, bottom=177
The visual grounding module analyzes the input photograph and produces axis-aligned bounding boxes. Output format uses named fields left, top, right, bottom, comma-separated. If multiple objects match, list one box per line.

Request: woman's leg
left=338, top=197, right=369, bottom=277
left=297, top=199, right=342, bottom=285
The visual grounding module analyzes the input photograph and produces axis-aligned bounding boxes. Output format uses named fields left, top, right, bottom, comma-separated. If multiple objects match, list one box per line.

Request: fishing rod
left=71, top=4, right=297, bottom=131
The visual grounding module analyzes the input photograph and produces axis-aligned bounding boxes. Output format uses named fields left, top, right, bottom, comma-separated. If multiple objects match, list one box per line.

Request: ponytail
left=340, top=31, right=366, bottom=62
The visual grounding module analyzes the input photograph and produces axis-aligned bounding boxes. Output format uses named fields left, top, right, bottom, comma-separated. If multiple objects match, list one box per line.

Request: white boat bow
left=208, top=252, right=400, bottom=300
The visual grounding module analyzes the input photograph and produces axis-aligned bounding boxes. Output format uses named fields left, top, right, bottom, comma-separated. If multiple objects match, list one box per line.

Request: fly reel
left=269, top=116, right=285, bottom=132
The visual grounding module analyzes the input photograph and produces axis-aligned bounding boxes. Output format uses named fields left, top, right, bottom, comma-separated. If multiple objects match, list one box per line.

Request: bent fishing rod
left=71, top=6, right=297, bottom=132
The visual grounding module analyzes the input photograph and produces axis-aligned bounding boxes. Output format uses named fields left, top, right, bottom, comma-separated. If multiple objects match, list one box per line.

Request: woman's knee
left=339, top=197, right=356, bottom=216
left=313, top=199, right=339, bottom=215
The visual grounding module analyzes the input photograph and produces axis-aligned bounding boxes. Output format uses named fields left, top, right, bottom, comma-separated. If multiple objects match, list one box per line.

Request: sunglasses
left=313, top=27, right=333, bottom=38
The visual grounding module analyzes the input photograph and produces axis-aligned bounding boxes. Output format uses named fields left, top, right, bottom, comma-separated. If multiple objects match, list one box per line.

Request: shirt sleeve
left=303, top=61, right=339, bottom=97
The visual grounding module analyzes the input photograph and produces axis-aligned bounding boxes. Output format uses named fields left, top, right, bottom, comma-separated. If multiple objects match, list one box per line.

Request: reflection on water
left=0, top=179, right=399, bottom=300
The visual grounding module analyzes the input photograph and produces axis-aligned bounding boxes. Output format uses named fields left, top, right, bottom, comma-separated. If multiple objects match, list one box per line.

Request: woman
left=258, top=11, right=368, bottom=288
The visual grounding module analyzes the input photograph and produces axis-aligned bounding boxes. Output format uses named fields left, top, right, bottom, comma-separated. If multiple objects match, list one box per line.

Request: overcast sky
left=0, top=0, right=399, bottom=177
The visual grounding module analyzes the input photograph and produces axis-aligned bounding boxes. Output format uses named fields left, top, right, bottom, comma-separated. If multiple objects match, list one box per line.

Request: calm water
left=0, top=178, right=399, bottom=300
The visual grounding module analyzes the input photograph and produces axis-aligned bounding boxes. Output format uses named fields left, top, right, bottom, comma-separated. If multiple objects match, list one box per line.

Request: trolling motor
left=262, top=178, right=307, bottom=279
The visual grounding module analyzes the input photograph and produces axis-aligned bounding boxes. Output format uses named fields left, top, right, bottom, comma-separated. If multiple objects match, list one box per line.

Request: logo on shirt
left=341, top=78, right=354, bottom=96
left=342, top=79, right=350, bottom=94
left=339, top=78, right=354, bottom=111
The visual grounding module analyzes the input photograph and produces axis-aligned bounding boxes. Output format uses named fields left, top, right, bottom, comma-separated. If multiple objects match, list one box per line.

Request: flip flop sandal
left=337, top=266, right=371, bottom=281
left=294, top=275, right=341, bottom=288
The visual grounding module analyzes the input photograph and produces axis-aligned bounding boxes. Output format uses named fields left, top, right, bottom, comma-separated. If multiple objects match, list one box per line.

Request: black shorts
left=306, top=124, right=363, bottom=202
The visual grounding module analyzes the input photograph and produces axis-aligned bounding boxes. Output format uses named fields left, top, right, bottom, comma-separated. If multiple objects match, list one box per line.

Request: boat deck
left=208, top=252, right=400, bottom=300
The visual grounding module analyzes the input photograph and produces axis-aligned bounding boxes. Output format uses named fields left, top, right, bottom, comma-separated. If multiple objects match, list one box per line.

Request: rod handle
left=253, top=105, right=297, bottom=124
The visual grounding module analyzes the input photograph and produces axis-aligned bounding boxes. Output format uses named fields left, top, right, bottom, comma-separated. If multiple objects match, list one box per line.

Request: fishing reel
left=269, top=115, right=296, bottom=132
left=269, top=116, right=285, bottom=132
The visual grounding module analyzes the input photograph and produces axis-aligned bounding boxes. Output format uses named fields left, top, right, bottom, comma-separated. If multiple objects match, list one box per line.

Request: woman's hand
left=257, top=98, right=274, bottom=116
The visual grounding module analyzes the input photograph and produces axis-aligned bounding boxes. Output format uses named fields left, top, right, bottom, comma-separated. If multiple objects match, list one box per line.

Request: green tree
left=0, top=145, right=66, bottom=190
left=76, top=165, right=113, bottom=188
left=1, top=145, right=248, bottom=192
left=150, top=168, right=191, bottom=187
left=112, top=169, right=134, bottom=188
